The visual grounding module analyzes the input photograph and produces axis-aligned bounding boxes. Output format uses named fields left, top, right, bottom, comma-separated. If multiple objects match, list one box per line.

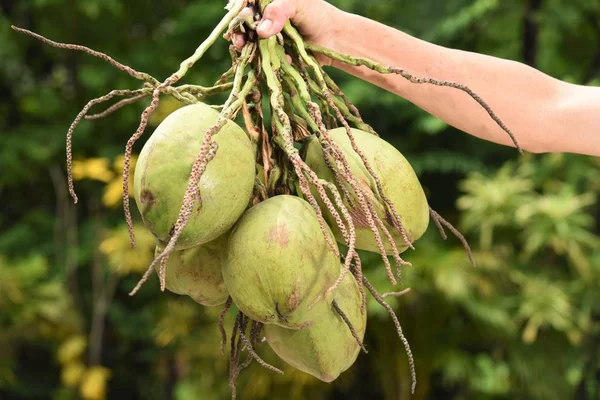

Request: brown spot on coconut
left=140, top=189, right=156, bottom=205
left=134, top=103, right=255, bottom=250
left=286, top=278, right=301, bottom=313
left=265, top=222, right=289, bottom=248
left=222, top=195, right=340, bottom=329
left=264, top=267, right=366, bottom=383
left=154, top=232, right=229, bottom=307
left=303, top=128, right=430, bottom=254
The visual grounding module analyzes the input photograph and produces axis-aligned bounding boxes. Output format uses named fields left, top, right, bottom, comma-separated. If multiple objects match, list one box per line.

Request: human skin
left=234, top=0, right=600, bottom=157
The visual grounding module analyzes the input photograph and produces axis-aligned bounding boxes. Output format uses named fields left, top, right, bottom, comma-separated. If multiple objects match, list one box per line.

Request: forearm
left=326, top=10, right=600, bottom=156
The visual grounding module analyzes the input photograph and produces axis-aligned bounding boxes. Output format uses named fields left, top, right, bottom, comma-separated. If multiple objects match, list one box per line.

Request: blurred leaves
left=517, top=188, right=598, bottom=277
left=514, top=274, right=578, bottom=344
left=458, top=162, right=534, bottom=250
left=153, top=300, right=200, bottom=347
left=0, top=256, right=81, bottom=390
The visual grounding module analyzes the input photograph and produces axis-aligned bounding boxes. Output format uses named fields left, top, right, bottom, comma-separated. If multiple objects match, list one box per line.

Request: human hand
left=233, top=0, right=341, bottom=66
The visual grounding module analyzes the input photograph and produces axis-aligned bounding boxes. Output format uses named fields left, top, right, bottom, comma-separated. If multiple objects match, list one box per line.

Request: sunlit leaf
left=72, top=158, right=115, bottom=183
left=57, top=335, right=87, bottom=365
left=79, top=366, right=111, bottom=400
left=517, top=187, right=598, bottom=279
left=457, top=163, right=534, bottom=249
left=516, top=276, right=578, bottom=343
left=102, top=154, right=137, bottom=208
left=99, top=224, right=156, bottom=275
left=154, top=300, right=200, bottom=347
left=61, top=361, right=86, bottom=388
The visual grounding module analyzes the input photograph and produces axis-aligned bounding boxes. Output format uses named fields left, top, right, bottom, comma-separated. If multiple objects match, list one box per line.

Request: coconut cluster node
left=15, top=0, right=521, bottom=397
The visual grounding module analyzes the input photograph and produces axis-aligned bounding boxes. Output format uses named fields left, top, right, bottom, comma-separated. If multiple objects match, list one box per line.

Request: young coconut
left=154, top=233, right=229, bottom=307
left=264, top=267, right=366, bottom=383
left=304, top=127, right=430, bottom=254
left=222, top=195, right=340, bottom=329
left=134, top=103, right=255, bottom=250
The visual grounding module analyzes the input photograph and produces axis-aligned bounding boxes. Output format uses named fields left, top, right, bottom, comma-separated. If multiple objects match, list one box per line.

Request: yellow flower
left=112, top=154, right=137, bottom=173
left=57, top=335, right=87, bottom=365
left=80, top=366, right=111, bottom=400
left=101, top=179, right=127, bottom=208
left=99, top=225, right=156, bottom=275
left=72, top=158, right=114, bottom=183
left=61, top=362, right=86, bottom=388
left=101, top=155, right=137, bottom=208
left=154, top=300, right=199, bottom=347
left=70, top=155, right=139, bottom=208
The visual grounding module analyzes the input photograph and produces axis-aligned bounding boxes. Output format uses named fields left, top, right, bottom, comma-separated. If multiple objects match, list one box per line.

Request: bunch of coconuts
left=133, top=101, right=429, bottom=383
left=14, top=0, right=519, bottom=397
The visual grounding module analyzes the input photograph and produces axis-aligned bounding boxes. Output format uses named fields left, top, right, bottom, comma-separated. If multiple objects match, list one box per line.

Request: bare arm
left=250, top=0, right=600, bottom=156
left=325, top=11, right=600, bottom=156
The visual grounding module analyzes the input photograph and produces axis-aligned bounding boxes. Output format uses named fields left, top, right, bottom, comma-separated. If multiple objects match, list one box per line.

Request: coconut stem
left=85, top=93, right=151, bottom=120
left=332, top=300, right=368, bottom=354
left=265, top=41, right=366, bottom=293
left=288, top=24, right=415, bottom=254
left=320, top=68, right=376, bottom=135
left=229, top=313, right=245, bottom=400
left=66, top=89, right=147, bottom=204
left=120, top=3, right=251, bottom=248
left=382, top=288, right=412, bottom=298
left=238, top=322, right=283, bottom=374
left=305, top=42, right=523, bottom=154
left=11, top=25, right=158, bottom=84
left=219, top=297, right=234, bottom=354
left=430, top=208, right=476, bottom=267
left=178, top=82, right=235, bottom=99
left=294, top=56, right=371, bottom=134
left=260, top=37, right=342, bottom=257
left=286, top=25, right=407, bottom=286
left=363, top=277, right=417, bottom=395
left=173, top=0, right=245, bottom=81
left=122, top=79, right=174, bottom=248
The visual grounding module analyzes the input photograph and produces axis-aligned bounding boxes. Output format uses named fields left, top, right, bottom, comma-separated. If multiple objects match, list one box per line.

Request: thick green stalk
left=223, top=44, right=255, bottom=110
left=259, top=38, right=295, bottom=152
left=281, top=76, right=319, bottom=132
left=320, top=69, right=376, bottom=134
left=278, top=52, right=319, bottom=132
left=171, top=0, right=245, bottom=81
left=260, top=37, right=346, bottom=258
left=293, top=59, right=371, bottom=132
left=286, top=21, right=408, bottom=286
left=178, top=82, right=235, bottom=98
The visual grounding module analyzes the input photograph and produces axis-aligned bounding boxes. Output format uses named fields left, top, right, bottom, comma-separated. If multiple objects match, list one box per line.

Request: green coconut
left=222, top=195, right=340, bottom=329
left=134, top=103, right=255, bottom=250
left=154, top=233, right=229, bottom=307
left=264, top=268, right=366, bottom=382
left=304, top=127, right=430, bottom=254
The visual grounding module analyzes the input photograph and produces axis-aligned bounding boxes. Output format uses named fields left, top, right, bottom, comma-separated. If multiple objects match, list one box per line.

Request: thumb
left=256, top=0, right=296, bottom=38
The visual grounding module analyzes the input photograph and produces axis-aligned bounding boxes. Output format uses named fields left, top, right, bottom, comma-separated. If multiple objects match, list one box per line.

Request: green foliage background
left=1, top=0, right=599, bottom=399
